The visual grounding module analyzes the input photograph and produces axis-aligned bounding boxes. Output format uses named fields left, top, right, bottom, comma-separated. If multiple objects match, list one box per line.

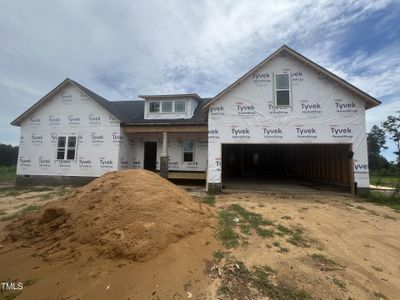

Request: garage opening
left=222, top=144, right=353, bottom=192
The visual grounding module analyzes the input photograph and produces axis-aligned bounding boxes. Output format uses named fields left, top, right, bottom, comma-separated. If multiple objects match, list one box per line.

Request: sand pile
left=3, top=170, right=214, bottom=261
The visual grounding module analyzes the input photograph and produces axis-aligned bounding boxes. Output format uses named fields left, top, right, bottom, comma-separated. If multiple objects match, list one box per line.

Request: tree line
left=0, top=144, right=19, bottom=166
left=367, top=111, right=400, bottom=173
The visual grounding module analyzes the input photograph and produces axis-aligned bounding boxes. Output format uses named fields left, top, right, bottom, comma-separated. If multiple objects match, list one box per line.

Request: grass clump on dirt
left=0, top=205, right=40, bottom=221
left=286, top=227, right=311, bottom=248
left=215, top=258, right=311, bottom=300
left=196, top=195, right=216, bottom=206
left=310, top=253, right=344, bottom=271
left=216, top=209, right=241, bottom=248
left=0, top=186, right=53, bottom=197
left=216, top=204, right=315, bottom=249
left=216, top=204, right=276, bottom=248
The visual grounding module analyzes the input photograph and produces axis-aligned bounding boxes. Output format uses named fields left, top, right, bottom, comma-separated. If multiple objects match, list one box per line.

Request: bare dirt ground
left=0, top=179, right=399, bottom=299
left=207, top=192, right=400, bottom=300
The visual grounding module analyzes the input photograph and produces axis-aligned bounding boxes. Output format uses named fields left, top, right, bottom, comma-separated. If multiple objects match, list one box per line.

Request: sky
left=1, top=0, right=399, bottom=161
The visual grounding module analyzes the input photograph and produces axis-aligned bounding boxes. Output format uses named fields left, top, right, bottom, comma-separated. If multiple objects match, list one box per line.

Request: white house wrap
left=11, top=45, right=379, bottom=193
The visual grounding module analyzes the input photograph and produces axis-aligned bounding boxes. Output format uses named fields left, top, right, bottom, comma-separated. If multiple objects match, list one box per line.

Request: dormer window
left=149, top=100, right=186, bottom=113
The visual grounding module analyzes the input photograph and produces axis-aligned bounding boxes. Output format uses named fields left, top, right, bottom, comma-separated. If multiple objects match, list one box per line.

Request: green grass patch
left=216, top=210, right=240, bottom=248
left=0, top=186, right=54, bottom=197
left=0, top=166, right=16, bottom=182
left=196, top=195, right=216, bottom=206
left=0, top=205, right=40, bottom=222
left=213, top=249, right=226, bottom=262
left=370, top=175, right=400, bottom=188
left=363, top=191, right=400, bottom=211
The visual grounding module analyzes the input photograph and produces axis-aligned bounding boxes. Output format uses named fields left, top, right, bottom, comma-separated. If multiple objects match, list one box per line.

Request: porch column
left=160, top=132, right=169, bottom=178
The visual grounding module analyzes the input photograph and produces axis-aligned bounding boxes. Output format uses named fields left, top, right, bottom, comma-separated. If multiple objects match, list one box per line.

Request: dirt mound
left=3, top=170, right=213, bottom=261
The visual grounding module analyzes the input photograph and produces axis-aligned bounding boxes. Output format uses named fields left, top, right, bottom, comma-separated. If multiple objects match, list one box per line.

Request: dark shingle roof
left=11, top=78, right=210, bottom=126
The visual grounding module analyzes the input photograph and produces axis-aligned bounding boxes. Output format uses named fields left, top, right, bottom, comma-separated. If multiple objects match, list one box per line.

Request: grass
left=216, top=204, right=277, bottom=248
left=218, top=259, right=311, bottom=300
left=374, top=291, right=388, bottom=299
left=370, top=175, right=400, bottom=188
left=213, top=250, right=226, bottom=262
left=196, top=195, right=216, bottom=206
left=363, top=191, right=400, bottom=211
left=0, top=205, right=40, bottom=221
left=0, top=166, right=16, bottom=182
left=332, top=277, right=346, bottom=290
left=216, top=209, right=240, bottom=248
left=310, top=253, right=343, bottom=271
left=216, top=204, right=314, bottom=250
left=0, top=186, right=53, bottom=197
left=286, top=227, right=310, bottom=248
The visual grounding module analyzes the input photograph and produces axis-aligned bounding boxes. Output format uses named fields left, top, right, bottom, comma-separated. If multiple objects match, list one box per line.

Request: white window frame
left=182, top=140, right=194, bottom=162
left=56, top=136, right=77, bottom=160
left=148, top=100, right=187, bottom=114
left=274, top=73, right=291, bottom=107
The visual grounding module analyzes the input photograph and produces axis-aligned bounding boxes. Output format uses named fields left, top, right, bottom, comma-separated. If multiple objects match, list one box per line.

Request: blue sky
left=1, top=0, right=399, bottom=161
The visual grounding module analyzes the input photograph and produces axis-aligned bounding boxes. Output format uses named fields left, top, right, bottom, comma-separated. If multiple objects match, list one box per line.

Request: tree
left=382, top=111, right=400, bottom=166
left=367, top=125, right=387, bottom=170
left=0, top=144, right=19, bottom=166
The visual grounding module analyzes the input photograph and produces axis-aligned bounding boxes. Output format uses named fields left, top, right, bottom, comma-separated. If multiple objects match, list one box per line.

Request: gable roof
left=10, top=78, right=120, bottom=126
left=10, top=78, right=209, bottom=126
left=203, top=45, right=381, bottom=110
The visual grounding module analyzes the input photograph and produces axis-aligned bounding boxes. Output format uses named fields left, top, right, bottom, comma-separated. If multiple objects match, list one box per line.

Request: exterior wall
left=119, top=132, right=208, bottom=172
left=144, top=98, right=198, bottom=120
left=207, top=54, right=370, bottom=188
left=17, top=84, right=121, bottom=179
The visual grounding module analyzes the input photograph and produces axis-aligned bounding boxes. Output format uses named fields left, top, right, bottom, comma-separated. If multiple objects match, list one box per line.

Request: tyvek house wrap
left=207, top=54, right=369, bottom=188
left=17, top=84, right=121, bottom=177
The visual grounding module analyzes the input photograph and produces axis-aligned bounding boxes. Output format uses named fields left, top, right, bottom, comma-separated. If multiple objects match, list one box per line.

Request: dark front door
left=144, top=142, right=157, bottom=170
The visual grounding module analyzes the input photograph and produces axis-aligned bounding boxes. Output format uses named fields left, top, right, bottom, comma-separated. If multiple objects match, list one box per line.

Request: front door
left=144, top=142, right=157, bottom=170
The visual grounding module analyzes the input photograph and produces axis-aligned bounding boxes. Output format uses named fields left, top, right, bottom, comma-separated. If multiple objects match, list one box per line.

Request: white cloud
left=0, top=0, right=399, bottom=159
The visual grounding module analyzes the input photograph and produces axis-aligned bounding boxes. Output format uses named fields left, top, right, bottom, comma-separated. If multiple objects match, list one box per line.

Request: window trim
left=56, top=135, right=77, bottom=161
left=148, top=100, right=187, bottom=114
left=182, top=140, right=194, bottom=162
left=274, top=73, right=292, bottom=107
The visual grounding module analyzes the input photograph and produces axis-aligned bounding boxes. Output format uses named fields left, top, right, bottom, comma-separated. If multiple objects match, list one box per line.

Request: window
left=275, top=74, right=291, bottom=106
left=175, top=100, right=186, bottom=113
left=149, top=101, right=160, bottom=113
left=183, top=140, right=194, bottom=162
left=57, top=136, right=77, bottom=160
left=149, top=100, right=187, bottom=113
left=161, top=101, right=173, bottom=113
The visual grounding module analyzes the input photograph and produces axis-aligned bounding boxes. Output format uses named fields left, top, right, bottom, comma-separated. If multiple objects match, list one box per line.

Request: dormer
left=140, top=94, right=201, bottom=120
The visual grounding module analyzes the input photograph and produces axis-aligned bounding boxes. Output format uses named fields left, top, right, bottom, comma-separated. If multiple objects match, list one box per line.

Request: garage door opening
left=221, top=144, right=353, bottom=192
